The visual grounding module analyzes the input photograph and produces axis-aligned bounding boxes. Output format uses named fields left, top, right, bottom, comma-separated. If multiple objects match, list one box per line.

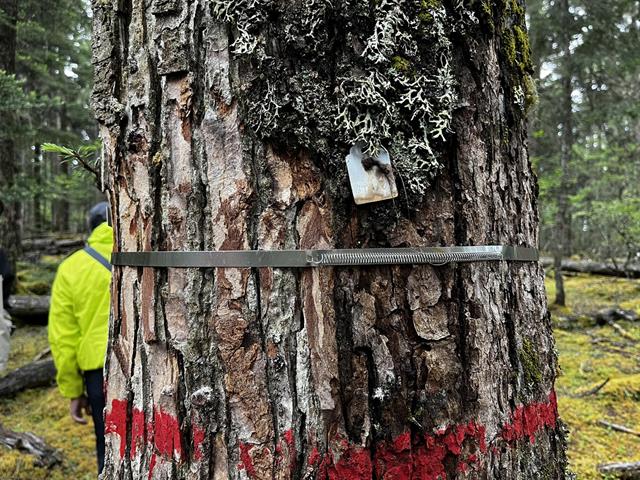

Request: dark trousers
left=84, top=369, right=105, bottom=474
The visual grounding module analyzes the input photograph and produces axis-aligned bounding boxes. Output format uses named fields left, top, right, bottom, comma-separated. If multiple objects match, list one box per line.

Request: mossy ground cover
left=0, top=326, right=96, bottom=480
left=0, top=269, right=638, bottom=478
left=15, top=255, right=63, bottom=296
left=549, top=273, right=640, bottom=478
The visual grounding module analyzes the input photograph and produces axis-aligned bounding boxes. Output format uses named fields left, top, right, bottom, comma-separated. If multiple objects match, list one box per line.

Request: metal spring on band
left=315, top=250, right=504, bottom=266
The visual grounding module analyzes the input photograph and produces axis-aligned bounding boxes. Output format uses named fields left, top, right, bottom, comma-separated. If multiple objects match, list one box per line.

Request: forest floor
left=0, top=258, right=639, bottom=479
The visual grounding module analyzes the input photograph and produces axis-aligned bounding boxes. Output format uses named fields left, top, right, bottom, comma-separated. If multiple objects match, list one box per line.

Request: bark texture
left=93, top=0, right=567, bottom=478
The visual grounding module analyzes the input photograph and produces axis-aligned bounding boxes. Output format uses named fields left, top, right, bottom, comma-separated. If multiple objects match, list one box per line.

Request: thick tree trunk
left=0, top=0, right=21, bottom=280
left=93, top=0, right=566, bottom=478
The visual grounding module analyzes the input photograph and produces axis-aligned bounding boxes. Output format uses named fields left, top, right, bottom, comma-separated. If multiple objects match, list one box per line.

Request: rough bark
left=0, top=0, right=21, bottom=278
left=93, top=0, right=566, bottom=479
left=0, top=359, right=56, bottom=397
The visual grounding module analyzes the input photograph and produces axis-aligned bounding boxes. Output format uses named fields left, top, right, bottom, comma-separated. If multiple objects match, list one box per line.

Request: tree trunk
left=53, top=159, right=71, bottom=232
left=33, top=143, right=43, bottom=234
left=53, top=111, right=71, bottom=233
left=553, top=0, right=574, bottom=307
left=93, top=0, right=567, bottom=478
left=0, top=0, right=21, bottom=280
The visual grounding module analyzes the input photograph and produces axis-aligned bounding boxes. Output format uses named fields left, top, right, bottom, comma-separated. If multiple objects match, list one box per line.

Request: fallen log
left=597, top=420, right=640, bottom=438
left=595, top=308, right=640, bottom=324
left=6, top=295, right=50, bottom=320
left=541, top=257, right=640, bottom=278
left=0, top=423, right=62, bottom=467
left=0, top=359, right=56, bottom=397
left=21, top=237, right=84, bottom=255
left=574, top=378, right=610, bottom=398
left=597, top=461, right=640, bottom=478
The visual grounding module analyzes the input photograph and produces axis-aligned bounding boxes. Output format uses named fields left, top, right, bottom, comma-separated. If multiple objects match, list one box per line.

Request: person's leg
left=84, top=369, right=106, bottom=474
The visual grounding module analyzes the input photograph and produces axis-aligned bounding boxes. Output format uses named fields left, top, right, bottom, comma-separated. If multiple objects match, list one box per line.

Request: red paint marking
left=325, top=441, right=372, bottom=480
left=104, top=399, right=128, bottom=458
left=192, top=424, right=205, bottom=461
left=374, top=431, right=414, bottom=480
left=131, top=407, right=146, bottom=458
left=375, top=423, right=490, bottom=480
left=148, top=452, right=157, bottom=480
left=308, top=446, right=321, bottom=466
left=153, top=408, right=183, bottom=460
left=239, top=442, right=257, bottom=478
left=282, top=429, right=297, bottom=473
left=104, top=391, right=559, bottom=478
left=501, top=391, right=558, bottom=444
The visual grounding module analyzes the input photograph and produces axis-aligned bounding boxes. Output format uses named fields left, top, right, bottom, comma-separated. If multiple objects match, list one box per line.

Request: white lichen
left=211, top=0, right=477, bottom=200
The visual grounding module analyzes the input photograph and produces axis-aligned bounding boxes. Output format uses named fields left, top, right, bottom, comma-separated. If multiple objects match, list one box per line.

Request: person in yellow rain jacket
left=49, top=202, right=112, bottom=474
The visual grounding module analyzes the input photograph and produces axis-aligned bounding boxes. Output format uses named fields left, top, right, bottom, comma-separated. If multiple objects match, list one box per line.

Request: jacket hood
left=88, top=222, right=114, bottom=248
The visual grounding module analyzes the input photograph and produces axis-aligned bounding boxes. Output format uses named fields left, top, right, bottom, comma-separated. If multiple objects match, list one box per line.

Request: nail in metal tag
left=346, top=143, right=398, bottom=205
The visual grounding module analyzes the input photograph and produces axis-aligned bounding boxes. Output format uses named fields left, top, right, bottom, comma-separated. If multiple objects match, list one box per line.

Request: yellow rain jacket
left=49, top=222, right=113, bottom=398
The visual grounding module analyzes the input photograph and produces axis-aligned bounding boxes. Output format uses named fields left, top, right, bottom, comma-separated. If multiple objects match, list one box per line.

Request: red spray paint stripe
left=148, top=452, right=157, bottom=480
left=105, top=391, right=559, bottom=479
left=501, top=391, right=558, bottom=444
left=283, top=429, right=297, bottom=473
left=320, top=440, right=373, bottom=480
left=104, top=399, right=184, bottom=462
left=131, top=408, right=146, bottom=458
left=153, top=408, right=183, bottom=460
left=238, top=442, right=257, bottom=477
left=308, top=446, right=322, bottom=467
left=192, top=424, right=206, bottom=461
left=104, top=399, right=128, bottom=458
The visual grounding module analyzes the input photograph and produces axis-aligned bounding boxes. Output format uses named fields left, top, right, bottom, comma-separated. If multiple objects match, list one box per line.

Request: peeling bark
left=93, top=0, right=567, bottom=478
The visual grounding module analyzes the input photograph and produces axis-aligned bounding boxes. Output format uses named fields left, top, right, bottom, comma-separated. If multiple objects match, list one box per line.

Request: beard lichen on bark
left=211, top=0, right=479, bottom=202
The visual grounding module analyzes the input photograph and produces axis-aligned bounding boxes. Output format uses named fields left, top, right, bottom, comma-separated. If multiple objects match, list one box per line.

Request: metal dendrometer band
left=112, top=246, right=539, bottom=268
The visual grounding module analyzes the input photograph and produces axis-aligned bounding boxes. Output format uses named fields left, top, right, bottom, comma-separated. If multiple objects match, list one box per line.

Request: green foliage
left=42, top=141, right=101, bottom=178
left=529, top=0, right=640, bottom=263
left=2, top=0, right=100, bottom=235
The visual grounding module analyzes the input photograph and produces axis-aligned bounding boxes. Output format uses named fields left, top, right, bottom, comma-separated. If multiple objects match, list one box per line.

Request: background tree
left=1, top=0, right=102, bottom=242
left=529, top=0, right=640, bottom=293
left=0, top=0, right=21, bottom=277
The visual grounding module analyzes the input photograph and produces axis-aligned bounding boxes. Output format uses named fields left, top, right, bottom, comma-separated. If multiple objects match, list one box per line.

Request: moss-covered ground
left=549, top=274, right=640, bottom=478
left=0, top=270, right=638, bottom=478
left=0, top=325, right=96, bottom=479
